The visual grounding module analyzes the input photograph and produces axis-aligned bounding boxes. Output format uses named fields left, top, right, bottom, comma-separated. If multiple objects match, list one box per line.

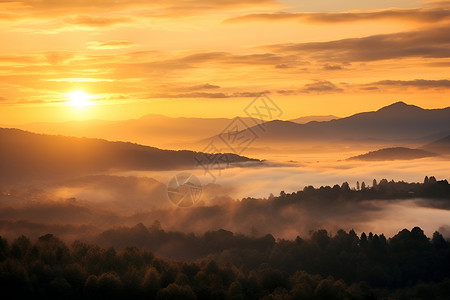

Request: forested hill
left=0, top=128, right=258, bottom=183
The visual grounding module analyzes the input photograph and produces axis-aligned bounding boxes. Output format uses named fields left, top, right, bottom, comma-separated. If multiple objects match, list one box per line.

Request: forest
left=1, top=178, right=450, bottom=299
left=1, top=225, right=449, bottom=299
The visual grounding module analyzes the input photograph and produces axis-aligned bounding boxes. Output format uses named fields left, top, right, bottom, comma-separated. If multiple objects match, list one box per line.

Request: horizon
left=2, top=100, right=449, bottom=126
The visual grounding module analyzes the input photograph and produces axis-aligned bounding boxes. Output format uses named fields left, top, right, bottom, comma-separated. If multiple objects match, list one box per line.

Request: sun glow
left=69, top=91, right=92, bottom=107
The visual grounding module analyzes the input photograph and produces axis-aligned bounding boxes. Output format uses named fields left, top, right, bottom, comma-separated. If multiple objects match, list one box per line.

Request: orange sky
left=0, top=0, right=449, bottom=124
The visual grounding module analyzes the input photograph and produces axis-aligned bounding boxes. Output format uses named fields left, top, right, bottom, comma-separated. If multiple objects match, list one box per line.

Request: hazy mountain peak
left=138, top=113, right=170, bottom=120
left=289, top=115, right=339, bottom=124
left=377, top=101, right=423, bottom=113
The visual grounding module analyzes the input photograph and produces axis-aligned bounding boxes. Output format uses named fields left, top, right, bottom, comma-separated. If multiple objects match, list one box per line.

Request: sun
left=69, top=90, right=92, bottom=107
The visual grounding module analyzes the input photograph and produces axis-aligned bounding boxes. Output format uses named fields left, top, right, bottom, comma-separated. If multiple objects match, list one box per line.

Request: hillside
left=347, top=147, right=438, bottom=161
left=422, top=135, right=450, bottom=155
left=0, top=128, right=259, bottom=183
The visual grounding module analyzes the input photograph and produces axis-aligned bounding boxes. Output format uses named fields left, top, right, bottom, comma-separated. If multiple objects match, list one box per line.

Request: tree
left=432, top=231, right=447, bottom=249
left=356, top=181, right=360, bottom=191
left=312, top=230, right=330, bottom=249
left=372, top=179, right=377, bottom=188
left=227, top=281, right=244, bottom=300
left=36, top=234, right=70, bottom=266
left=142, top=267, right=160, bottom=297
left=360, top=232, right=368, bottom=248
left=48, top=276, right=73, bottom=299
left=11, top=235, right=31, bottom=260
left=379, top=179, right=388, bottom=186
left=96, top=272, right=123, bottom=299
left=424, top=176, right=429, bottom=184
left=259, top=268, right=289, bottom=293
left=156, top=283, right=197, bottom=300
left=361, top=182, right=366, bottom=190
left=0, top=236, right=8, bottom=261
left=341, top=182, right=350, bottom=192
left=83, top=275, right=98, bottom=298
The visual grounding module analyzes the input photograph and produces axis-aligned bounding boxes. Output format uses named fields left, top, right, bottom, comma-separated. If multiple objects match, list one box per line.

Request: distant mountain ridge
left=347, top=147, right=438, bottom=161
left=12, top=102, right=450, bottom=151
left=422, top=135, right=450, bottom=154
left=207, top=102, right=450, bottom=146
left=289, top=115, right=339, bottom=124
left=16, top=115, right=265, bottom=149
left=0, top=128, right=258, bottom=183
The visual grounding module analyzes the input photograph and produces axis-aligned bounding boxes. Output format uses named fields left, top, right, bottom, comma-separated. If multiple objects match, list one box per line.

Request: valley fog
left=120, top=154, right=450, bottom=199
left=1, top=153, right=449, bottom=243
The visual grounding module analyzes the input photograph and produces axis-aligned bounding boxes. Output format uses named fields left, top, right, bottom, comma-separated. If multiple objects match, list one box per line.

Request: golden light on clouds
left=0, top=0, right=449, bottom=124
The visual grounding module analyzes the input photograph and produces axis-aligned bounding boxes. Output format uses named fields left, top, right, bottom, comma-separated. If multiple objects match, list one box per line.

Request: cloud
left=45, top=51, right=77, bottom=65
left=0, top=55, right=42, bottom=65
left=66, top=15, right=132, bottom=27
left=302, top=80, right=343, bottom=93
left=232, top=91, right=267, bottom=97
left=0, top=12, right=20, bottom=21
left=266, top=26, right=450, bottom=63
left=225, top=7, right=450, bottom=24
left=276, top=90, right=297, bottom=95
left=87, top=40, right=138, bottom=50
left=174, top=83, right=222, bottom=92
left=275, top=81, right=344, bottom=95
left=159, top=92, right=229, bottom=98
left=275, top=64, right=290, bottom=69
left=191, top=83, right=221, bottom=89
left=12, top=0, right=276, bottom=10
left=150, top=91, right=267, bottom=99
left=323, top=64, right=343, bottom=70
left=3, top=0, right=278, bottom=21
left=360, top=86, right=379, bottom=91
left=372, top=79, right=450, bottom=89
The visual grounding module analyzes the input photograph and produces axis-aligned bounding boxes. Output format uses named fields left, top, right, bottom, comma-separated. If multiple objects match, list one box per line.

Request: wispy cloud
left=87, top=40, right=138, bottom=50
left=266, top=26, right=450, bottom=63
left=66, top=15, right=132, bottom=27
left=302, top=80, right=344, bottom=93
left=277, top=80, right=343, bottom=95
left=150, top=91, right=267, bottom=99
left=370, top=79, right=450, bottom=89
left=2, top=0, right=278, bottom=20
left=225, top=7, right=450, bottom=24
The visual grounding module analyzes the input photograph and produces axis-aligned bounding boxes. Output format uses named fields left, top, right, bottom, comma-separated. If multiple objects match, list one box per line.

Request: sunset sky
left=0, top=0, right=449, bottom=124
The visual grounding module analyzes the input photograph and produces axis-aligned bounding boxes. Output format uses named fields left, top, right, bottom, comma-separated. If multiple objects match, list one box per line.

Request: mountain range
left=16, top=115, right=264, bottom=150
left=15, top=102, right=449, bottom=151
left=17, top=115, right=338, bottom=150
left=207, top=102, right=450, bottom=148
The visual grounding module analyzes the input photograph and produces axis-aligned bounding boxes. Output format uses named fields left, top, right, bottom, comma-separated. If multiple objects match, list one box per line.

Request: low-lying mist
left=1, top=157, right=450, bottom=248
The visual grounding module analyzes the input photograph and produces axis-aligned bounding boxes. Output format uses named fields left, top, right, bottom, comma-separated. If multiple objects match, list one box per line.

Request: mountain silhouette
left=207, top=101, right=450, bottom=145
left=289, top=115, right=339, bottom=124
left=421, top=134, right=450, bottom=155
left=347, top=147, right=438, bottom=161
left=17, top=115, right=264, bottom=149
left=0, top=128, right=258, bottom=183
